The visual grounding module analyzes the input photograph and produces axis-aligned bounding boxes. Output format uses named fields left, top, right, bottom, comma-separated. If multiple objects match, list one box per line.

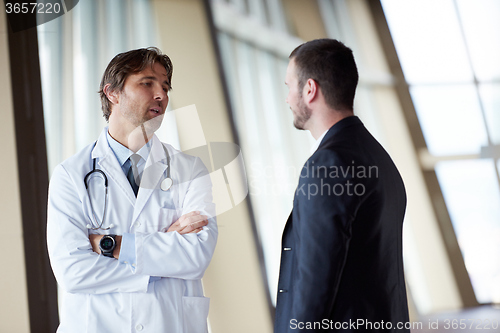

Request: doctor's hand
left=166, top=211, right=208, bottom=235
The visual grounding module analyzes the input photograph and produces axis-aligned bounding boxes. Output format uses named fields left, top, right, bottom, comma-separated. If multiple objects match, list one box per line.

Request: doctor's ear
left=103, top=84, right=119, bottom=105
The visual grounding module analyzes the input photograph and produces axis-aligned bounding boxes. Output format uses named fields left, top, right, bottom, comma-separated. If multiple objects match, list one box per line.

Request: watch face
left=100, top=237, right=115, bottom=251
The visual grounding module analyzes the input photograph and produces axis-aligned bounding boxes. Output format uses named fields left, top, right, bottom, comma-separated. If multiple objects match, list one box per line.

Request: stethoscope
left=84, top=143, right=173, bottom=230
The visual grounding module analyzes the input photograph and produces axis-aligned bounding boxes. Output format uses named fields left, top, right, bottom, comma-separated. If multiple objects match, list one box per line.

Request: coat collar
left=317, top=115, right=362, bottom=150
left=91, top=128, right=137, bottom=207
left=90, top=128, right=169, bottom=225
left=91, top=127, right=114, bottom=160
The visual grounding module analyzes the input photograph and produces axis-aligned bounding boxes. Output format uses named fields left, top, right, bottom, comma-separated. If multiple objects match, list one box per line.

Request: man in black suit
left=275, top=39, right=410, bottom=332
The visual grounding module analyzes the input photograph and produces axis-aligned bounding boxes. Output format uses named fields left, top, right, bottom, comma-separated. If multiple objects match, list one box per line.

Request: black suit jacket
left=275, top=116, right=410, bottom=332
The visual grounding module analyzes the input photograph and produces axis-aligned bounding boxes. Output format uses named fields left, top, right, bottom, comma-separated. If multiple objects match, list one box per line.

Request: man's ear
left=103, top=84, right=119, bottom=105
left=303, top=78, right=319, bottom=104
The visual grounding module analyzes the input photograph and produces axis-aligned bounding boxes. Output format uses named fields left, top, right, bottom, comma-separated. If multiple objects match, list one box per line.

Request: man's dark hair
left=290, top=39, right=358, bottom=111
left=99, top=47, right=173, bottom=121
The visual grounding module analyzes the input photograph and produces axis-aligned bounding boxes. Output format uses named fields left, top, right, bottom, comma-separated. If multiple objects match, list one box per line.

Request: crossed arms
left=88, top=211, right=209, bottom=258
left=47, top=156, right=217, bottom=294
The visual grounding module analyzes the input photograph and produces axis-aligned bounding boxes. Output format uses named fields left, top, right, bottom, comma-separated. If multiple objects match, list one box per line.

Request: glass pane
left=435, top=159, right=500, bottom=304
left=219, top=37, right=311, bottom=305
left=479, top=83, right=500, bottom=145
left=457, top=0, right=500, bottom=81
left=410, top=85, right=488, bottom=156
left=381, top=0, right=473, bottom=84
left=38, top=19, right=63, bottom=173
left=247, top=0, right=267, bottom=24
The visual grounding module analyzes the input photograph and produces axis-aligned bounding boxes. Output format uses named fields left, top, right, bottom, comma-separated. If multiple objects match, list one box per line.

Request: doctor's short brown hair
left=98, top=47, right=173, bottom=122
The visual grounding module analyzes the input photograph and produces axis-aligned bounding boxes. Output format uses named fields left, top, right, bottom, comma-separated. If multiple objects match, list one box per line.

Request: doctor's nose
left=155, top=89, right=167, bottom=101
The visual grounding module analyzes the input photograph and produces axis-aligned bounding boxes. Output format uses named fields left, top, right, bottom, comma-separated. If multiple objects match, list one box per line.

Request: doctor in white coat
left=47, top=47, right=217, bottom=333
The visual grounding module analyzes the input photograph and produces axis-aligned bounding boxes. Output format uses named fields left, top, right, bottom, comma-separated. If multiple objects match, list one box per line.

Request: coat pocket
left=182, top=296, right=210, bottom=333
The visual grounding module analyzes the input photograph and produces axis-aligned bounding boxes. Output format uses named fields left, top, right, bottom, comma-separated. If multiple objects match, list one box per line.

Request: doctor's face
left=285, top=59, right=311, bottom=131
left=112, top=62, right=169, bottom=134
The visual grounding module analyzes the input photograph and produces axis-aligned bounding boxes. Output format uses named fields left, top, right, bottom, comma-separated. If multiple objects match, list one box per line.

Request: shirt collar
left=310, top=129, right=329, bottom=155
left=106, top=130, right=151, bottom=166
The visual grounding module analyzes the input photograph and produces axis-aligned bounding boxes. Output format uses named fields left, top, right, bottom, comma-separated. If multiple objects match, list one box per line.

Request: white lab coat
left=47, top=128, right=217, bottom=333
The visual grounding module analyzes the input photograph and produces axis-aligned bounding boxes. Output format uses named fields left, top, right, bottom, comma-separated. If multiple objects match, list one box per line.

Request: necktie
left=126, top=154, right=141, bottom=196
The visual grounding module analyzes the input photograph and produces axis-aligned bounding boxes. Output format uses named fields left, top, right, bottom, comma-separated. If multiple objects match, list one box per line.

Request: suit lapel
left=282, top=211, right=293, bottom=240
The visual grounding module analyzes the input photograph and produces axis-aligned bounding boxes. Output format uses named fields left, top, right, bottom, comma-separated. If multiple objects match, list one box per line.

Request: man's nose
left=155, top=88, right=167, bottom=101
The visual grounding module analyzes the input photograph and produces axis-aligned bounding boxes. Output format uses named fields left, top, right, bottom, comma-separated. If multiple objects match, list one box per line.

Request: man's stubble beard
left=142, top=113, right=164, bottom=134
left=293, top=96, right=312, bottom=130
left=126, top=113, right=165, bottom=148
left=121, top=102, right=164, bottom=139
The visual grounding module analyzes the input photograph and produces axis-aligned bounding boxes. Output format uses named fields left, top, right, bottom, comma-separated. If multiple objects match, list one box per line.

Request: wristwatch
left=99, top=235, right=116, bottom=258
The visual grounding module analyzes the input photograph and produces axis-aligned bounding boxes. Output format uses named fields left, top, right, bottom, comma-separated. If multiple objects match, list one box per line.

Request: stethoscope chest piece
left=161, top=177, right=173, bottom=191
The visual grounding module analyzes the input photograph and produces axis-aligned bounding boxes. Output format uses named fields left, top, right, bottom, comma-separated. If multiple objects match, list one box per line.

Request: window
left=382, top=0, right=500, bottom=304
left=37, top=0, right=177, bottom=173
left=212, top=0, right=312, bottom=304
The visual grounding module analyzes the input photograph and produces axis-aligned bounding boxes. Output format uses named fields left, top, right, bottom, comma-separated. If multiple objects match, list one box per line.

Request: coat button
left=136, top=324, right=143, bottom=331
left=279, top=289, right=288, bottom=293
